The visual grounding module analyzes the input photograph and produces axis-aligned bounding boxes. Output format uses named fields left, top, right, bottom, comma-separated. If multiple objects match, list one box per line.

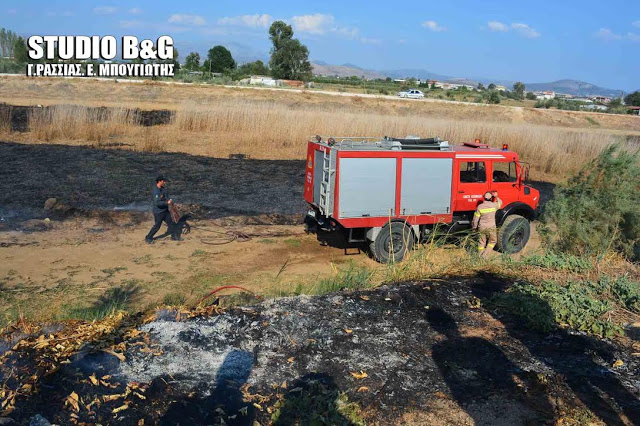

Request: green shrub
left=539, top=145, right=640, bottom=260
left=487, top=91, right=501, bottom=104
left=606, top=275, right=640, bottom=312
left=490, top=279, right=623, bottom=338
left=0, top=59, right=24, bottom=74
left=271, top=377, right=364, bottom=425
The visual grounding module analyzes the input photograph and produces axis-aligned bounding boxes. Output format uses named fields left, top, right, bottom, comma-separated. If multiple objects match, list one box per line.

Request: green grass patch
left=162, top=292, right=187, bottom=306
left=284, top=238, right=302, bottom=248
left=259, top=238, right=277, bottom=244
left=310, top=263, right=374, bottom=295
left=584, top=116, right=600, bottom=126
left=58, top=280, right=140, bottom=321
left=133, top=254, right=152, bottom=265
left=518, top=252, right=594, bottom=273
left=151, top=271, right=176, bottom=281
left=190, top=249, right=208, bottom=257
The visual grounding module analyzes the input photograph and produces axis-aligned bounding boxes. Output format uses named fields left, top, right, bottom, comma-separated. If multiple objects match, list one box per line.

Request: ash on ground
left=116, top=276, right=639, bottom=425
left=3, top=275, right=640, bottom=425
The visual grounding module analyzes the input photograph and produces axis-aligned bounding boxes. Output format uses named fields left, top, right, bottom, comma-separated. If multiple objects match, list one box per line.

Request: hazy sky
left=3, top=0, right=639, bottom=90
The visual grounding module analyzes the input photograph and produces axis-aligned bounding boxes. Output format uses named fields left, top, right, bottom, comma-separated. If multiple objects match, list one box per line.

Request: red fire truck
left=303, top=136, right=540, bottom=262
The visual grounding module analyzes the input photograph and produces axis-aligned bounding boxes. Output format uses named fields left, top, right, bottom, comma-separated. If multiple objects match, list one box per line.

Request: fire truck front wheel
left=370, top=222, right=415, bottom=263
left=497, top=214, right=531, bottom=254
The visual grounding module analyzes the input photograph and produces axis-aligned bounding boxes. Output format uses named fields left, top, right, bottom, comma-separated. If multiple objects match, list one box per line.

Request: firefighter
left=472, top=190, right=502, bottom=257
left=145, top=176, right=182, bottom=243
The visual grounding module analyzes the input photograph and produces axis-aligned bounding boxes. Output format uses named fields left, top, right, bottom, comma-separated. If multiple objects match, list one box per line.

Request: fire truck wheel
left=497, top=214, right=530, bottom=254
left=371, top=222, right=415, bottom=263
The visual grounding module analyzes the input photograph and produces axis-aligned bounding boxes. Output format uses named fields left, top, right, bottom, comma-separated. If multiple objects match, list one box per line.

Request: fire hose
left=169, top=205, right=303, bottom=245
left=197, top=285, right=260, bottom=306
left=169, top=204, right=251, bottom=245
left=190, top=225, right=252, bottom=245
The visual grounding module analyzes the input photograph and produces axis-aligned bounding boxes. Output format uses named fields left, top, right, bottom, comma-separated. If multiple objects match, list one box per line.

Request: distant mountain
left=341, top=63, right=364, bottom=69
left=311, top=62, right=625, bottom=96
left=524, top=80, right=623, bottom=97
left=382, top=68, right=453, bottom=82
left=311, top=63, right=384, bottom=79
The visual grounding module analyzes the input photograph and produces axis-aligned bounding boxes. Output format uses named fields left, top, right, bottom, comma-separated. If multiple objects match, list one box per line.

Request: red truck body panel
left=304, top=138, right=540, bottom=229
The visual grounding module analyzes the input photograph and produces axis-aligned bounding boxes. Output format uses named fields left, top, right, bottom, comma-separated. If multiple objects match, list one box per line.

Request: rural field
left=1, top=76, right=639, bottom=424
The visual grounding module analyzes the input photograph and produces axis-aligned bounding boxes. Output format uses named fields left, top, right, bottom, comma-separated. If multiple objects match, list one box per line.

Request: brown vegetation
left=1, top=97, right=633, bottom=178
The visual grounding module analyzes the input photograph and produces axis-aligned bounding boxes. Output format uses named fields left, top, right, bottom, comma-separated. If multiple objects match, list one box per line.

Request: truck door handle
left=458, top=190, right=465, bottom=193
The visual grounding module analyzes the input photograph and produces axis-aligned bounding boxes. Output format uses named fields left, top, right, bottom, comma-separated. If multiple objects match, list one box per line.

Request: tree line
left=183, top=20, right=312, bottom=81
left=0, top=28, right=23, bottom=59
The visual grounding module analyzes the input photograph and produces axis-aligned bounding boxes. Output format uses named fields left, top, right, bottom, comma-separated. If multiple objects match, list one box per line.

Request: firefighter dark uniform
left=145, top=176, right=180, bottom=243
left=472, top=192, right=502, bottom=257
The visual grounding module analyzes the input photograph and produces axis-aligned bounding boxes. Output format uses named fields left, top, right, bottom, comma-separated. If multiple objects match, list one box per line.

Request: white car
left=398, top=89, right=424, bottom=99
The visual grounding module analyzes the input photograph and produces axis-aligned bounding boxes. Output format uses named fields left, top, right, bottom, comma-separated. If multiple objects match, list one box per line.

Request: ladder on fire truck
left=319, top=149, right=333, bottom=213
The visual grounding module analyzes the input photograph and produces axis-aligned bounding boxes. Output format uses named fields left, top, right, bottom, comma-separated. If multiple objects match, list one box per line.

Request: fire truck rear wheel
left=497, top=214, right=530, bottom=254
left=370, top=222, right=415, bottom=263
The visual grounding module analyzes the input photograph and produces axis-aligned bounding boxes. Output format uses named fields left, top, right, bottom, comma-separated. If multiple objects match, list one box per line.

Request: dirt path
left=0, top=216, right=374, bottom=323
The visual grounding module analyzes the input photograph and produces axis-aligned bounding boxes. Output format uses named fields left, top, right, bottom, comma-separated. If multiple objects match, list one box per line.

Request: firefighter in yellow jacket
left=472, top=190, right=502, bottom=257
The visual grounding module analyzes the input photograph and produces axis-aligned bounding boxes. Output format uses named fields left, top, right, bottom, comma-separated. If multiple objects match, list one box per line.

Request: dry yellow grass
left=1, top=74, right=637, bottom=179
left=0, top=107, right=10, bottom=134
left=1, top=98, right=629, bottom=178
left=2, top=75, right=640, bottom=132
left=169, top=99, right=620, bottom=176
left=28, top=104, right=138, bottom=145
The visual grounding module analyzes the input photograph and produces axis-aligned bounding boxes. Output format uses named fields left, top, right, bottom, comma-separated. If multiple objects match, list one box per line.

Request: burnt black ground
left=0, top=142, right=306, bottom=222
left=2, top=274, right=639, bottom=425
left=0, top=103, right=172, bottom=132
left=0, top=141, right=555, bottom=227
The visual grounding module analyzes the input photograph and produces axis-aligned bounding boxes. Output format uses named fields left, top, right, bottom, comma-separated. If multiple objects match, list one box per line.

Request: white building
left=249, top=75, right=278, bottom=86
left=535, top=91, right=556, bottom=100
left=582, top=104, right=608, bottom=111
left=436, top=82, right=475, bottom=90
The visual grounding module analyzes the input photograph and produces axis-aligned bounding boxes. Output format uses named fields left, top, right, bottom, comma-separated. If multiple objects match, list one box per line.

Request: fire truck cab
left=303, top=136, right=540, bottom=263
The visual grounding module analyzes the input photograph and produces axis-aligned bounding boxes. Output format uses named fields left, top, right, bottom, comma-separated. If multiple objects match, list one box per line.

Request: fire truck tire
left=370, top=222, right=415, bottom=263
left=497, top=214, right=530, bottom=254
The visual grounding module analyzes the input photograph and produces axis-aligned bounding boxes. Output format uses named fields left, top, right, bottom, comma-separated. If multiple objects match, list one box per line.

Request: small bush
left=539, top=144, right=640, bottom=261
left=271, top=376, right=364, bottom=425
left=487, top=91, right=501, bottom=104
